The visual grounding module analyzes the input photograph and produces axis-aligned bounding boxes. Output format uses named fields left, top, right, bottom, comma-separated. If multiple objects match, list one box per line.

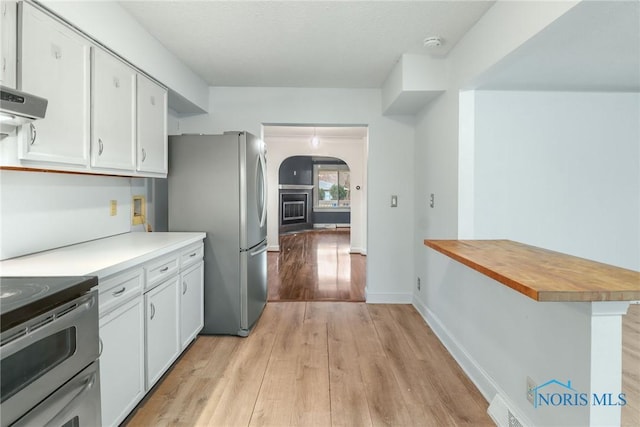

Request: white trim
left=365, top=289, right=412, bottom=304
left=412, top=295, right=535, bottom=427
left=349, top=247, right=366, bottom=255
left=313, top=223, right=350, bottom=229
left=267, top=245, right=280, bottom=252
left=313, top=207, right=351, bottom=213
left=412, top=295, right=494, bottom=400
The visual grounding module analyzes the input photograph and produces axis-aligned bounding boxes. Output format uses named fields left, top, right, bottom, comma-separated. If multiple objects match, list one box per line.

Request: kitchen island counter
left=0, top=232, right=206, bottom=278
left=424, top=239, right=640, bottom=302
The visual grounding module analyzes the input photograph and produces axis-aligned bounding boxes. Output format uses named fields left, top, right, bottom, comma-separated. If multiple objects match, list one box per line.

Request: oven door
left=0, top=290, right=99, bottom=427
left=12, top=361, right=101, bottom=427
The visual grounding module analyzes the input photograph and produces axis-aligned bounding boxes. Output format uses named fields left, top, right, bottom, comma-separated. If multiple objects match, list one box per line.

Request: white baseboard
left=349, top=247, right=366, bottom=255
left=365, top=289, right=413, bottom=304
left=411, top=295, right=495, bottom=401
left=313, top=223, right=350, bottom=229
left=411, top=296, right=534, bottom=426
left=267, top=245, right=280, bottom=252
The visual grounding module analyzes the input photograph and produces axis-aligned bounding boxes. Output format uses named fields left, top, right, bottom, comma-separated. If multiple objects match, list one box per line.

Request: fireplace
left=279, top=185, right=313, bottom=234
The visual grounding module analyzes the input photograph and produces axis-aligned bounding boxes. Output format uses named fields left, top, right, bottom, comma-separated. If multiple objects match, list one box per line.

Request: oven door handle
left=1, top=291, right=97, bottom=359
left=12, top=363, right=100, bottom=427
left=43, top=369, right=98, bottom=427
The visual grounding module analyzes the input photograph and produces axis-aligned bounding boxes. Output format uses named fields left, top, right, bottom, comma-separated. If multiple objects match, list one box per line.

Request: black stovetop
left=0, top=276, right=98, bottom=333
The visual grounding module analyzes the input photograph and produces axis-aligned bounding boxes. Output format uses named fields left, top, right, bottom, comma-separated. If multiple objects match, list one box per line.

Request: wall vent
left=489, top=394, right=529, bottom=427
left=508, top=410, right=524, bottom=427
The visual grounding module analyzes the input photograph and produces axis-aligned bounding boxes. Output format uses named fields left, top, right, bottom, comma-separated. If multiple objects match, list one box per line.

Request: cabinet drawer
left=145, top=253, right=179, bottom=290
left=99, top=268, right=143, bottom=316
left=180, top=243, right=203, bottom=269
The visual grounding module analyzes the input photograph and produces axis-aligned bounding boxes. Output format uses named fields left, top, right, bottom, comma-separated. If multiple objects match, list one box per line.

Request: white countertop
left=0, top=232, right=206, bottom=278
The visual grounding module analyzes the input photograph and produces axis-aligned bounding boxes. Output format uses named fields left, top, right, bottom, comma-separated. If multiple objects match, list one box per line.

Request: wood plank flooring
left=268, top=230, right=365, bottom=302
left=126, top=302, right=492, bottom=426
left=622, top=303, right=640, bottom=426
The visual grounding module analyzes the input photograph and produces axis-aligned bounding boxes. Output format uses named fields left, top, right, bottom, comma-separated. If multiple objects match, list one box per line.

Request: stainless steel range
left=0, top=276, right=101, bottom=427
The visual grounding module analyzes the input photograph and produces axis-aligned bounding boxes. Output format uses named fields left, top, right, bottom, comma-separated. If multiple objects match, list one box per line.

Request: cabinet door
left=180, top=260, right=204, bottom=349
left=1, top=1, right=17, bottom=88
left=145, top=276, right=180, bottom=389
left=18, top=2, right=90, bottom=166
left=137, top=74, right=167, bottom=174
left=91, top=48, right=136, bottom=171
left=99, top=297, right=145, bottom=427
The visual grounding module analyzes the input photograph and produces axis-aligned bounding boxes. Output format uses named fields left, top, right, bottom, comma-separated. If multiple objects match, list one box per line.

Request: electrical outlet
left=417, top=277, right=421, bottom=290
left=526, top=376, right=537, bottom=405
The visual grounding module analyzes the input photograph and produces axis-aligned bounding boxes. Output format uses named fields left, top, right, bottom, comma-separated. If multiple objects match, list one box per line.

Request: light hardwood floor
left=126, top=302, right=492, bottom=426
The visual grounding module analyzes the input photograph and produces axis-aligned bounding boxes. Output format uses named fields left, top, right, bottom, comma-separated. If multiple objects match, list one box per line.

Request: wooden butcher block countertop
left=424, top=239, right=640, bottom=302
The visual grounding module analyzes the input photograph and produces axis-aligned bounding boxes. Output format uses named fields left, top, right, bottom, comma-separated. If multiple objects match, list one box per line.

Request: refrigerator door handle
left=249, top=244, right=268, bottom=257
left=257, top=151, right=267, bottom=228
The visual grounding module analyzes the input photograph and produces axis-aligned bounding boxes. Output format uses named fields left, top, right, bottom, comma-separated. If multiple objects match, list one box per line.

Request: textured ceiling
left=118, top=0, right=494, bottom=88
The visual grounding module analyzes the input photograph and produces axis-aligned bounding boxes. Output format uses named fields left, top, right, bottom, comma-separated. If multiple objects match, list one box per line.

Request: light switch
left=110, top=200, right=117, bottom=216
left=391, top=195, right=398, bottom=207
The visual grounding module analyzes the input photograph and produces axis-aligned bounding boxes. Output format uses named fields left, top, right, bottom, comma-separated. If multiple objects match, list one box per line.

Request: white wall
left=0, top=169, right=131, bottom=260
left=411, top=1, right=607, bottom=426
left=179, top=86, right=415, bottom=302
left=473, top=91, right=640, bottom=271
left=264, top=136, right=367, bottom=254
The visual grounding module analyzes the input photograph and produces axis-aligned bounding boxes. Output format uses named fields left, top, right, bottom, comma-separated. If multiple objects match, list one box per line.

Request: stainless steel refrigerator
left=168, top=132, right=267, bottom=336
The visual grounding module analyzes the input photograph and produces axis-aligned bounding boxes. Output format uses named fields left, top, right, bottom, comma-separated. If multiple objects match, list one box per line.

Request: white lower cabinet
left=96, top=237, right=204, bottom=424
left=99, top=297, right=145, bottom=427
left=145, top=275, right=180, bottom=390
left=180, top=260, right=204, bottom=349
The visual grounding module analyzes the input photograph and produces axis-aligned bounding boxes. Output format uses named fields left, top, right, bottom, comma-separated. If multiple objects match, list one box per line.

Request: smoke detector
left=423, top=36, right=442, bottom=48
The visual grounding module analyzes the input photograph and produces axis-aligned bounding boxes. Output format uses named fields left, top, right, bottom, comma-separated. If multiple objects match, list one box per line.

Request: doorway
left=262, top=125, right=368, bottom=302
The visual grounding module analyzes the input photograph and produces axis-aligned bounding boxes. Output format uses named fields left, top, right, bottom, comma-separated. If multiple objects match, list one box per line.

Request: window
left=314, top=163, right=350, bottom=210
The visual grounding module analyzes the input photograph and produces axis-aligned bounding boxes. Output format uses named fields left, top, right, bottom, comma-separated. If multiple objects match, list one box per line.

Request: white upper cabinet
left=9, top=2, right=168, bottom=177
left=137, top=74, right=167, bottom=175
left=91, top=48, right=136, bottom=171
left=1, top=1, right=17, bottom=88
left=18, top=1, right=90, bottom=166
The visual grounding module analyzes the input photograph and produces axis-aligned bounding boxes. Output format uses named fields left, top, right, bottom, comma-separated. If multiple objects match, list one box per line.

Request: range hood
left=0, top=85, right=48, bottom=128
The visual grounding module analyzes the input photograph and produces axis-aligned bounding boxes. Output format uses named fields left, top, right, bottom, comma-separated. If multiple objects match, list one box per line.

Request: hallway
left=267, top=229, right=365, bottom=302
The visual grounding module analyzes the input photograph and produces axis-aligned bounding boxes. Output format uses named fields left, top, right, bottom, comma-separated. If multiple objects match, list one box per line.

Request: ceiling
left=118, top=0, right=494, bottom=88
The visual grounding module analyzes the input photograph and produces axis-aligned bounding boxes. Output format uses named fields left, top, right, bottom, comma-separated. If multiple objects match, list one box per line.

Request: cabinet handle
left=2, top=57, right=5, bottom=73
left=160, top=266, right=169, bottom=273
left=98, top=338, right=103, bottom=357
left=183, top=281, right=187, bottom=295
left=189, top=252, right=197, bottom=258
left=112, top=287, right=126, bottom=297
left=141, top=148, right=146, bottom=162
left=29, top=123, right=37, bottom=145
left=150, top=303, right=156, bottom=320
left=98, top=138, right=104, bottom=155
